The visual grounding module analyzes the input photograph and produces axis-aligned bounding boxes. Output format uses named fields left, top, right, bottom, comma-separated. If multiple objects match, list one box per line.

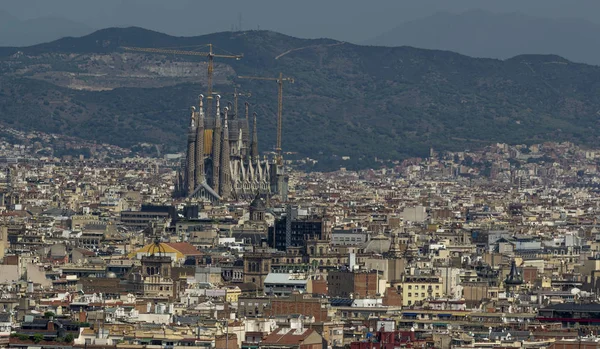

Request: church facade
left=175, top=94, right=287, bottom=202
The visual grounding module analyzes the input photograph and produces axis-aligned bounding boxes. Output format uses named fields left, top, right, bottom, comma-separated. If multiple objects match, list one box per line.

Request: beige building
left=225, top=286, right=242, bottom=303
left=0, top=226, right=6, bottom=260
left=399, top=274, right=443, bottom=306
left=70, top=214, right=103, bottom=230
left=129, top=253, right=175, bottom=300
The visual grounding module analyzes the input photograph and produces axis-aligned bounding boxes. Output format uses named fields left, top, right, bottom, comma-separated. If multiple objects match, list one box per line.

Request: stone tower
left=251, top=112, right=259, bottom=162
left=249, top=194, right=266, bottom=222
left=211, top=95, right=222, bottom=194
left=219, top=107, right=232, bottom=199
left=194, top=95, right=205, bottom=187
left=186, top=107, right=196, bottom=196
left=243, top=251, right=272, bottom=290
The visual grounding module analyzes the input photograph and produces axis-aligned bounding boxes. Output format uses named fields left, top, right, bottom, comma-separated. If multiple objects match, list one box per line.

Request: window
left=408, top=285, right=412, bottom=290
left=408, top=293, right=412, bottom=297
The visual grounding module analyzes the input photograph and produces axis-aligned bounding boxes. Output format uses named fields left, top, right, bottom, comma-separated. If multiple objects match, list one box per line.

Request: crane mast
left=121, top=44, right=242, bottom=118
left=238, top=72, right=294, bottom=165
left=206, top=44, right=214, bottom=118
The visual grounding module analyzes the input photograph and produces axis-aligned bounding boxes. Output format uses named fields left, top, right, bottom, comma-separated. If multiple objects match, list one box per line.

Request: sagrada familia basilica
left=175, top=94, right=287, bottom=203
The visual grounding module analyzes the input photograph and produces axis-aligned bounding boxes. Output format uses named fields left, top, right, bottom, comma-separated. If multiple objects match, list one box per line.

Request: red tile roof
left=165, top=242, right=202, bottom=256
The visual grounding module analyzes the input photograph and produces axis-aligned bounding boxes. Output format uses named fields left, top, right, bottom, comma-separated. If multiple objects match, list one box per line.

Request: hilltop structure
left=175, top=94, right=287, bottom=202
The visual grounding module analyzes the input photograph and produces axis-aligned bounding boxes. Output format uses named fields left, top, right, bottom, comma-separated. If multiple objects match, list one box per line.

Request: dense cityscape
left=4, top=1, right=600, bottom=348
left=0, top=124, right=599, bottom=348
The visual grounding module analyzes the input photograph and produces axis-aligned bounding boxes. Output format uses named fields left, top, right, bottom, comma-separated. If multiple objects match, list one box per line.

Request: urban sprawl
left=0, top=127, right=599, bottom=349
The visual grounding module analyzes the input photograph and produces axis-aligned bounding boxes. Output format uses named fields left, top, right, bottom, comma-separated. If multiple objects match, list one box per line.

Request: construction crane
left=237, top=73, right=294, bottom=165
left=121, top=44, right=242, bottom=118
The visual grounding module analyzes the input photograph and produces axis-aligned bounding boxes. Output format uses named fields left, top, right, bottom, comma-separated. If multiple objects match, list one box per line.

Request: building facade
left=327, top=270, right=378, bottom=298
left=269, top=215, right=323, bottom=251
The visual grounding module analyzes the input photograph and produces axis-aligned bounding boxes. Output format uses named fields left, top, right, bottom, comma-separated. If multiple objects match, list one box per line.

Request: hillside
left=365, top=10, right=600, bottom=66
left=2, top=27, right=600, bottom=170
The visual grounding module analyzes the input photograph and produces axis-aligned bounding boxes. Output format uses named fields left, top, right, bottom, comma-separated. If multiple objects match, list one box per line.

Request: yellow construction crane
left=237, top=73, right=294, bottom=165
left=121, top=44, right=242, bottom=118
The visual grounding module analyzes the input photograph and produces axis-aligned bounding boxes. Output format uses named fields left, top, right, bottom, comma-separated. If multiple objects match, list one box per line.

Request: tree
left=43, top=311, right=55, bottom=319
left=33, top=334, right=44, bottom=343
left=64, top=334, right=75, bottom=343
left=11, top=333, right=30, bottom=341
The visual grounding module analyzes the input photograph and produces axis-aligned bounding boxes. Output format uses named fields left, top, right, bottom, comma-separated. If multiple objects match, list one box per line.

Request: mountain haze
left=2, top=27, right=600, bottom=170
left=366, top=10, right=600, bottom=66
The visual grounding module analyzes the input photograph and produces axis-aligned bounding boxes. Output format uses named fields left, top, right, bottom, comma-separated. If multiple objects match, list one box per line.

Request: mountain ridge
left=365, top=10, right=600, bottom=66
left=1, top=27, right=600, bottom=170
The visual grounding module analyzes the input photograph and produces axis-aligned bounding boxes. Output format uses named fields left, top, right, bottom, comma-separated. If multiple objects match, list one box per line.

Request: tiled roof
left=261, top=328, right=316, bottom=345
left=166, top=242, right=202, bottom=256
left=73, top=248, right=96, bottom=256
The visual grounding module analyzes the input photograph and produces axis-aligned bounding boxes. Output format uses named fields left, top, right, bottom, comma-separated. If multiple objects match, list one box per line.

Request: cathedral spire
left=211, top=95, right=222, bottom=194
left=186, top=106, right=196, bottom=196
left=241, top=101, right=250, bottom=160
left=215, top=95, right=222, bottom=128
left=227, top=102, right=234, bottom=119
left=251, top=112, right=259, bottom=162
left=194, top=94, right=205, bottom=187
left=199, top=94, right=205, bottom=119
left=219, top=106, right=232, bottom=199
left=190, top=107, right=196, bottom=128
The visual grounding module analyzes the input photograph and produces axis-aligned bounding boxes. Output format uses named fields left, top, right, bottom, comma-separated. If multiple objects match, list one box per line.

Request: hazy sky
left=1, top=0, right=599, bottom=43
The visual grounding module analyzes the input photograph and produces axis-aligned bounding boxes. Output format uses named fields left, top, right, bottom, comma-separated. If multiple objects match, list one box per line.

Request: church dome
left=362, top=233, right=391, bottom=254
left=249, top=196, right=266, bottom=211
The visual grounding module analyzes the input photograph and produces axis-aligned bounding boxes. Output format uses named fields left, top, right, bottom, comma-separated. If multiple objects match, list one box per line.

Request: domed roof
left=362, top=233, right=391, bottom=254
left=249, top=196, right=266, bottom=210
left=106, top=271, right=117, bottom=279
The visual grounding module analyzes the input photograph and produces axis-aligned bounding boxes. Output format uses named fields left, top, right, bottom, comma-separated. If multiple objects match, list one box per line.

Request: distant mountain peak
left=364, top=10, right=600, bottom=66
